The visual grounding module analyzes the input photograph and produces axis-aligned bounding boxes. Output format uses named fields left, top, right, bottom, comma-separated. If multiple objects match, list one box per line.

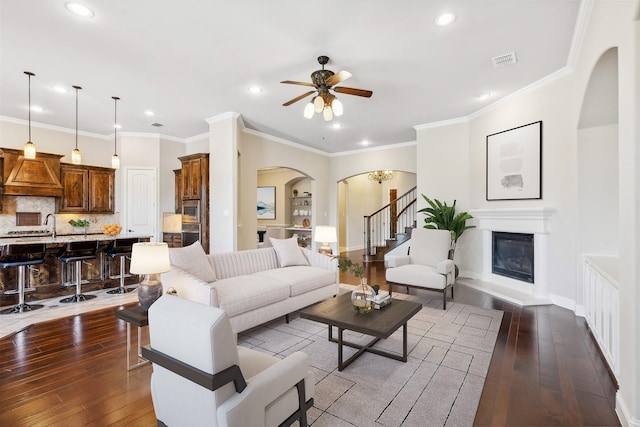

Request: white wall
left=577, top=125, right=618, bottom=255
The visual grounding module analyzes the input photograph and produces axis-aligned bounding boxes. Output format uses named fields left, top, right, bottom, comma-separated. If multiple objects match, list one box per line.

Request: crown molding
left=567, top=0, right=594, bottom=70
left=205, top=111, right=241, bottom=124
left=0, top=115, right=110, bottom=140
left=242, top=127, right=330, bottom=156
left=413, top=116, right=469, bottom=131
left=329, top=140, right=416, bottom=157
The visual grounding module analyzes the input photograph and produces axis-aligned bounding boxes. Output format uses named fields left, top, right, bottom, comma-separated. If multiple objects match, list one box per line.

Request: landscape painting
left=257, top=186, right=276, bottom=219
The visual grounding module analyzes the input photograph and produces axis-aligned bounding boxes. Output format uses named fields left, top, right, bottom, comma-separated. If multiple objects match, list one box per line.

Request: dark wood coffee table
left=300, top=293, right=422, bottom=371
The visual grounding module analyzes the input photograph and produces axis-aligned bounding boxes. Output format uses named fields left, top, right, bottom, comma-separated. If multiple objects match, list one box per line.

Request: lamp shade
left=130, top=242, right=170, bottom=274
left=314, top=226, right=337, bottom=243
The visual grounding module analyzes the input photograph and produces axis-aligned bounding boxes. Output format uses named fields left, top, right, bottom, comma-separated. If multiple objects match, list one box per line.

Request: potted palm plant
left=417, top=195, right=475, bottom=261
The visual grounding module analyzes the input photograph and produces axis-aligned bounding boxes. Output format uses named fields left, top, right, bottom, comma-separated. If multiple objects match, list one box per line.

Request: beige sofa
left=161, top=240, right=338, bottom=332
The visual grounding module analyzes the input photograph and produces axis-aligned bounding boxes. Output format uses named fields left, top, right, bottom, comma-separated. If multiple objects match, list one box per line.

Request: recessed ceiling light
left=145, top=110, right=155, bottom=116
left=30, top=105, right=43, bottom=113
left=65, top=2, right=94, bottom=18
left=332, top=123, right=341, bottom=129
left=51, top=85, right=69, bottom=93
left=435, top=12, right=456, bottom=26
left=477, top=91, right=492, bottom=101
left=361, top=140, right=369, bottom=146
left=248, top=86, right=262, bottom=94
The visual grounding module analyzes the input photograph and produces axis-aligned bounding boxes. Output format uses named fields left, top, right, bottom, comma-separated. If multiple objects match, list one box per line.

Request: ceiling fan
left=281, top=55, right=373, bottom=121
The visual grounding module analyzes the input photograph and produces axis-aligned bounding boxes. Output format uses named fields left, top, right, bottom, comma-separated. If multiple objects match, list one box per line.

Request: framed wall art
left=486, top=121, right=542, bottom=201
left=257, top=186, right=276, bottom=219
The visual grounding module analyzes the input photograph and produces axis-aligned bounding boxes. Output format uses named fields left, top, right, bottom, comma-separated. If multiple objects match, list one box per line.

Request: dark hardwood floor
left=0, top=251, right=619, bottom=426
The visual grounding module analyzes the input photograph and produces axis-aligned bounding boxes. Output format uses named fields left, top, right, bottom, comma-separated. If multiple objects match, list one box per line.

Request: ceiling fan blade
left=333, top=86, right=373, bottom=98
left=281, top=80, right=316, bottom=87
left=326, top=70, right=352, bottom=86
left=283, top=90, right=316, bottom=106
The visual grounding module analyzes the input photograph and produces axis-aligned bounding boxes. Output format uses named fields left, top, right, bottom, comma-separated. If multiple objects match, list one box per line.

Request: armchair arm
left=437, top=259, right=455, bottom=285
left=218, top=351, right=312, bottom=426
left=141, top=345, right=247, bottom=393
left=387, top=255, right=410, bottom=268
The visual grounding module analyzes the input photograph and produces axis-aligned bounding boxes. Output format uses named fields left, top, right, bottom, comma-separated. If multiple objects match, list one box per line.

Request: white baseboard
left=616, top=391, right=639, bottom=427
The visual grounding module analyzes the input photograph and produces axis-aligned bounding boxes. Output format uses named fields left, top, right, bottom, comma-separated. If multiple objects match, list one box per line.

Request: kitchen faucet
left=44, top=213, right=56, bottom=239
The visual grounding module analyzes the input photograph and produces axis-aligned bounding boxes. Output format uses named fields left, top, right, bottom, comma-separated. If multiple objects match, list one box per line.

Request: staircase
left=363, top=186, right=417, bottom=262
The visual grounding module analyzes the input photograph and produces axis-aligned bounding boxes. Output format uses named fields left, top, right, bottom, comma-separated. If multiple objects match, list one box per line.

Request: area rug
left=238, top=289, right=503, bottom=427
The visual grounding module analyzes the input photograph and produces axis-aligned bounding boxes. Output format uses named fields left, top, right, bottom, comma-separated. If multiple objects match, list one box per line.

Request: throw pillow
left=168, top=241, right=217, bottom=282
left=269, top=236, right=310, bottom=267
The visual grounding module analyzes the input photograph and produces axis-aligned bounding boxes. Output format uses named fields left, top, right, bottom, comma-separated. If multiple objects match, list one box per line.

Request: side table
left=115, top=305, right=149, bottom=371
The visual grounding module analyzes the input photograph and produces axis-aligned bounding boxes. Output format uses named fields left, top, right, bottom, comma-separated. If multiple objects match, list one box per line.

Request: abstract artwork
left=486, top=121, right=542, bottom=200
left=257, top=186, right=276, bottom=219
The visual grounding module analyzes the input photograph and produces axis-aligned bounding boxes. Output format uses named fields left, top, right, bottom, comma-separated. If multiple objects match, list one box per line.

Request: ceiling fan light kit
left=282, top=55, right=372, bottom=122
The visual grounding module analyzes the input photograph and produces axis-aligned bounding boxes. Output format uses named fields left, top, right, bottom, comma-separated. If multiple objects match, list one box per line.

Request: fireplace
left=469, top=207, right=556, bottom=301
left=492, top=232, right=534, bottom=283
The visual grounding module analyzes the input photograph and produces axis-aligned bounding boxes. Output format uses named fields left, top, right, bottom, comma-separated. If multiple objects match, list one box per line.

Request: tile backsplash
left=0, top=196, right=120, bottom=235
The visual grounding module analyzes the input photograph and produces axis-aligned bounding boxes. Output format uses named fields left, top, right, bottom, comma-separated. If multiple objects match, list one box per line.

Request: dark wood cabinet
left=163, top=232, right=182, bottom=248
left=178, top=153, right=209, bottom=252
left=59, top=164, right=115, bottom=213
left=181, top=156, right=207, bottom=200
left=173, top=169, right=182, bottom=214
left=88, top=169, right=114, bottom=213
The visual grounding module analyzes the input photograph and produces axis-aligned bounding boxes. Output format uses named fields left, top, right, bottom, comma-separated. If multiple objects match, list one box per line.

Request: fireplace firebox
left=492, top=232, right=534, bottom=283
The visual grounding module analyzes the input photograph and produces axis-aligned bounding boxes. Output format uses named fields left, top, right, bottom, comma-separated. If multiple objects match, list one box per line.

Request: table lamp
left=314, top=225, right=337, bottom=255
left=130, top=242, right=170, bottom=311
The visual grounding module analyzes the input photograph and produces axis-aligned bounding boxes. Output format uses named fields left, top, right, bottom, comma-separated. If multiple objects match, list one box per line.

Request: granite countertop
left=0, top=233, right=152, bottom=246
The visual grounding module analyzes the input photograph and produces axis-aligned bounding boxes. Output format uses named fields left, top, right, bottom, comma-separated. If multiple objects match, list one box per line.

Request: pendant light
left=111, top=96, right=120, bottom=169
left=71, top=85, right=82, bottom=164
left=23, top=71, right=36, bottom=159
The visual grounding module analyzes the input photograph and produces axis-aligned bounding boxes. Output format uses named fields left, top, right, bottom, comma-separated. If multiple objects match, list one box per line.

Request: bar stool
left=0, top=243, right=46, bottom=314
left=57, top=240, right=99, bottom=303
left=106, top=238, right=139, bottom=294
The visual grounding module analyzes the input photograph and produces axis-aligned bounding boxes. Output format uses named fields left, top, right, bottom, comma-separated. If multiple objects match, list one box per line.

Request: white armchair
left=385, top=228, right=455, bottom=309
left=143, top=295, right=314, bottom=427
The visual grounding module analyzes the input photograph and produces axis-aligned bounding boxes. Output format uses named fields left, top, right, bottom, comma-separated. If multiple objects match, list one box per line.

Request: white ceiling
left=0, top=0, right=580, bottom=153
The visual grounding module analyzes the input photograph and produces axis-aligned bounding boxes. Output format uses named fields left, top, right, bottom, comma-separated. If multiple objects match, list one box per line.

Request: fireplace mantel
left=470, top=207, right=556, bottom=234
left=467, top=207, right=556, bottom=301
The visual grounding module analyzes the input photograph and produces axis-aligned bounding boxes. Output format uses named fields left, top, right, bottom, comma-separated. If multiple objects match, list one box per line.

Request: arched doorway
left=255, top=167, right=313, bottom=249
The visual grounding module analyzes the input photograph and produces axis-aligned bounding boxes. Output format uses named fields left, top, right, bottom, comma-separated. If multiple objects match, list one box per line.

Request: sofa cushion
left=269, top=237, right=309, bottom=267
left=214, top=276, right=290, bottom=317
left=386, top=264, right=447, bottom=289
left=253, top=266, right=336, bottom=296
left=168, top=241, right=217, bottom=283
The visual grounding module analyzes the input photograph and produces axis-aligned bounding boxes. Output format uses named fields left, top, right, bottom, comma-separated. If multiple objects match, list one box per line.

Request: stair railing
left=364, top=186, right=416, bottom=260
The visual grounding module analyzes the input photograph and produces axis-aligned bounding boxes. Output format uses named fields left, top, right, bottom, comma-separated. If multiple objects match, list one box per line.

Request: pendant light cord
left=75, top=87, right=79, bottom=148
left=112, top=96, right=119, bottom=155
left=27, top=73, right=32, bottom=141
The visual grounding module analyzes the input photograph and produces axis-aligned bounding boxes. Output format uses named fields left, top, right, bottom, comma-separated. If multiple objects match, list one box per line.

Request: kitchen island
left=0, top=233, right=151, bottom=307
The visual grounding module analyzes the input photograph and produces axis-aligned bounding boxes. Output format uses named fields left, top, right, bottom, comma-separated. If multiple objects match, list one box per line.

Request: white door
left=126, top=168, right=157, bottom=239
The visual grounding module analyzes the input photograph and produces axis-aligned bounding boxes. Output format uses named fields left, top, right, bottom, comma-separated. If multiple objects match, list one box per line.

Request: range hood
left=0, top=148, right=64, bottom=197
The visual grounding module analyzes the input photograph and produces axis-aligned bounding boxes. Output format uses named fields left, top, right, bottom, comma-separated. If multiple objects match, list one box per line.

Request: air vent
left=492, top=52, right=517, bottom=68
left=151, top=122, right=163, bottom=127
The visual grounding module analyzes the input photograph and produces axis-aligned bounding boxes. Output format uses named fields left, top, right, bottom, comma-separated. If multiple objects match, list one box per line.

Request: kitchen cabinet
left=180, top=154, right=208, bottom=200
left=59, top=164, right=114, bottom=213
left=163, top=232, right=182, bottom=248
left=178, top=153, right=209, bottom=253
left=173, top=169, right=182, bottom=214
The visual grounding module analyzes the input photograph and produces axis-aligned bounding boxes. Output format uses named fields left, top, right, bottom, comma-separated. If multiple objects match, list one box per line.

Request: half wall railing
left=363, top=186, right=416, bottom=259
